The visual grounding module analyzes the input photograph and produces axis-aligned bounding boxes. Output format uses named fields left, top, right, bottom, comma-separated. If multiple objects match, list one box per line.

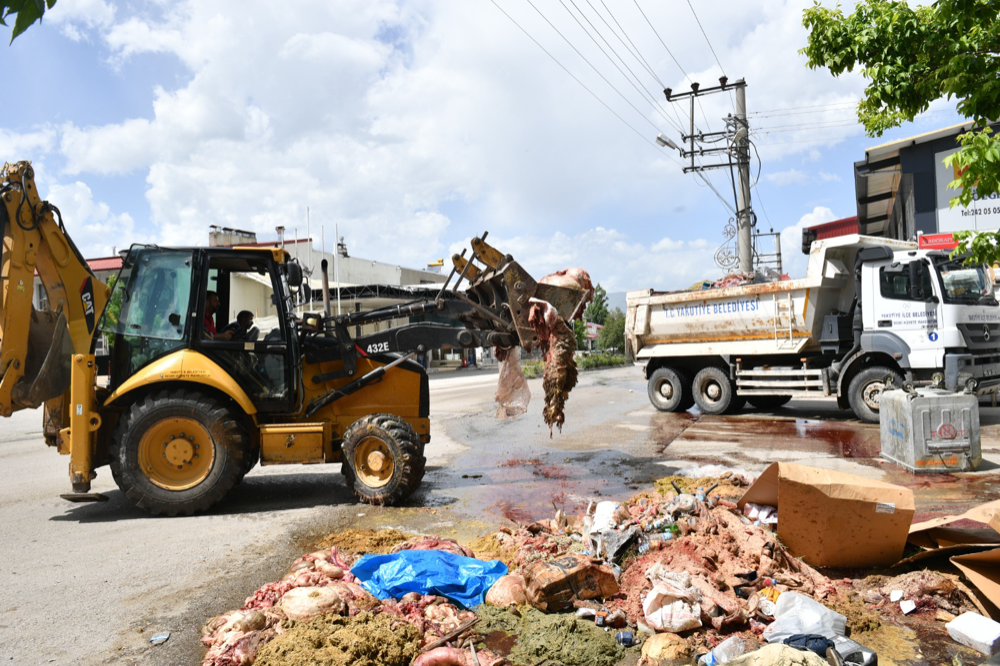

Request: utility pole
left=734, top=81, right=753, bottom=274
left=659, top=77, right=758, bottom=274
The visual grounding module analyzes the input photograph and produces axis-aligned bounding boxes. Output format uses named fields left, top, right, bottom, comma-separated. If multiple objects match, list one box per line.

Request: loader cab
left=101, top=245, right=301, bottom=413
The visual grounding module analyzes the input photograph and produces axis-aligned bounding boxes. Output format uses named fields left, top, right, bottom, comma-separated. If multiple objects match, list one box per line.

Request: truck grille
left=957, top=324, right=1000, bottom=351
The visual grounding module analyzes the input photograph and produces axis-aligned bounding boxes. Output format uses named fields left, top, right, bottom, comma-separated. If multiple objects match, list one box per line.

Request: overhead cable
left=488, top=0, right=680, bottom=165
left=559, top=0, right=684, bottom=133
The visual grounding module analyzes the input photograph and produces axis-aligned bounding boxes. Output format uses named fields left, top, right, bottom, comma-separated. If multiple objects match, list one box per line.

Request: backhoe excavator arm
left=0, top=161, right=110, bottom=492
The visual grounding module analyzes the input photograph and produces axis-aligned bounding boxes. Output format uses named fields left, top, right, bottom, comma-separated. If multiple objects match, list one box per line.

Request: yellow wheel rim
left=352, top=436, right=394, bottom=488
left=138, top=417, right=215, bottom=491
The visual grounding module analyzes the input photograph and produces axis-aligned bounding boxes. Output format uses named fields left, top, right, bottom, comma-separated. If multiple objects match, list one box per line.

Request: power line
left=522, top=0, right=670, bottom=136
left=489, top=0, right=737, bottom=219
left=684, top=0, right=735, bottom=113
left=751, top=101, right=857, bottom=114
left=488, top=0, right=678, bottom=163
left=631, top=0, right=713, bottom=132
left=686, top=0, right=725, bottom=76
left=592, top=0, right=662, bottom=86
left=632, top=0, right=687, bottom=79
left=558, top=0, right=684, bottom=133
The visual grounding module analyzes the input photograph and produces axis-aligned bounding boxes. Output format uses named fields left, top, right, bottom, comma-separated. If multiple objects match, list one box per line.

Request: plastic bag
left=495, top=347, right=530, bottom=418
left=350, top=550, right=507, bottom=609
left=642, top=571, right=702, bottom=632
left=762, top=592, right=846, bottom=643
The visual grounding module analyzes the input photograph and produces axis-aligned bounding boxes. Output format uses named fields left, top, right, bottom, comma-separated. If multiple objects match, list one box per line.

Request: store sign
left=918, top=232, right=958, bottom=250
left=936, top=146, right=1000, bottom=233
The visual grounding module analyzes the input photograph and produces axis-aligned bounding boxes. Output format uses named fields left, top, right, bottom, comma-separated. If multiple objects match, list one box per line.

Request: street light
left=655, top=133, right=680, bottom=152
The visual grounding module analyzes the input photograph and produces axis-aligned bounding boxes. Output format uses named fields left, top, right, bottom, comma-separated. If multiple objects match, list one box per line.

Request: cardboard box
left=738, top=462, right=915, bottom=568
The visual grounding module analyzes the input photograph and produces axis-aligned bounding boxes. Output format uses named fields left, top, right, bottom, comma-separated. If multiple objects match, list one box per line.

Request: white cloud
left=2, top=0, right=896, bottom=289
left=46, top=0, right=116, bottom=42
left=765, top=168, right=808, bottom=186
left=779, top=206, right=839, bottom=278
left=44, top=181, right=146, bottom=257
left=819, top=171, right=841, bottom=182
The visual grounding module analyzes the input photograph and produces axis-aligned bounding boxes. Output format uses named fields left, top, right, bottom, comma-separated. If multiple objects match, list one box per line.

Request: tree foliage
left=584, top=283, right=609, bottom=325
left=597, top=307, right=625, bottom=352
left=101, top=274, right=122, bottom=348
left=801, top=0, right=1000, bottom=261
left=573, top=318, right=587, bottom=350
left=1, top=0, right=56, bottom=44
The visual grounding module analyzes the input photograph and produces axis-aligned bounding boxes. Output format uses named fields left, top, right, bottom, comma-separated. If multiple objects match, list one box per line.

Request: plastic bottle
left=697, top=636, right=749, bottom=665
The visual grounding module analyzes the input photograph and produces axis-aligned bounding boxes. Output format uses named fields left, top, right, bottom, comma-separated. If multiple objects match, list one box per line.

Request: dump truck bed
left=626, top=234, right=918, bottom=359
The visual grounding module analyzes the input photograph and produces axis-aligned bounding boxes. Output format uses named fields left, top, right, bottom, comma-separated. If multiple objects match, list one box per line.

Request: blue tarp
left=350, top=550, right=508, bottom=609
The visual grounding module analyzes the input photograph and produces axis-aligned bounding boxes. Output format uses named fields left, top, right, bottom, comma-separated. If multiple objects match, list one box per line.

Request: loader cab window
left=196, top=253, right=296, bottom=413
left=99, top=247, right=194, bottom=381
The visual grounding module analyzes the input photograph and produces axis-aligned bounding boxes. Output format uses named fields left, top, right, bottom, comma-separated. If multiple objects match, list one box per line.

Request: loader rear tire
left=342, top=413, right=424, bottom=506
left=648, top=367, right=693, bottom=412
left=110, top=389, right=247, bottom=516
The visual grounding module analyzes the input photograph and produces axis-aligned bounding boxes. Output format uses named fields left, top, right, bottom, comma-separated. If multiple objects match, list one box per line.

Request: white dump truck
left=626, top=234, right=1000, bottom=422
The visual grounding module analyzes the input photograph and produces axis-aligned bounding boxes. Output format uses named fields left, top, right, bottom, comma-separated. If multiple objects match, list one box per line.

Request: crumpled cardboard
left=905, top=499, right=1000, bottom=618
left=738, top=462, right=914, bottom=568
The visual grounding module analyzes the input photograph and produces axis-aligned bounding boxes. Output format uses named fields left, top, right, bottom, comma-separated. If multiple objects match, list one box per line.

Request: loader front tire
left=342, top=413, right=424, bottom=506
left=110, top=389, right=247, bottom=516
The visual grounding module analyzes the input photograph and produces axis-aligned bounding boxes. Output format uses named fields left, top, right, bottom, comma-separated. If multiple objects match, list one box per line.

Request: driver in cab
left=204, top=291, right=235, bottom=340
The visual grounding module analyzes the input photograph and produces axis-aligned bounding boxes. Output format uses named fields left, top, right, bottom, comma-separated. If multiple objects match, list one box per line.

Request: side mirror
left=908, top=261, right=926, bottom=300
left=286, top=262, right=303, bottom=288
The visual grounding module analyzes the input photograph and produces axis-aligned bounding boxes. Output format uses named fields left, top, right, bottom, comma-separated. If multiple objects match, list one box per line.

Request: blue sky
left=0, top=0, right=965, bottom=293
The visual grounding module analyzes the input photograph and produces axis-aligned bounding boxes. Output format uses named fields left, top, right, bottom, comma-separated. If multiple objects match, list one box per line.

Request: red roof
left=88, top=256, right=123, bottom=272
left=807, top=216, right=858, bottom=240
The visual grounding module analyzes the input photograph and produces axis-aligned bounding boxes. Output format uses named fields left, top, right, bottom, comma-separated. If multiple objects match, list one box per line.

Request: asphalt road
left=3, top=365, right=999, bottom=665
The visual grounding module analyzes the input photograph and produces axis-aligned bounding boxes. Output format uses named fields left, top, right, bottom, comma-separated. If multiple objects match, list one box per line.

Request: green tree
left=2, top=0, right=56, bottom=43
left=573, top=318, right=587, bottom=350
left=597, top=307, right=625, bottom=352
left=801, top=1, right=1000, bottom=261
left=584, top=283, right=609, bottom=325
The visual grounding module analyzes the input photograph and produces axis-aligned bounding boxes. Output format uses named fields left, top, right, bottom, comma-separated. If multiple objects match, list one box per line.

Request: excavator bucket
left=10, top=308, right=73, bottom=410
left=458, top=235, right=592, bottom=352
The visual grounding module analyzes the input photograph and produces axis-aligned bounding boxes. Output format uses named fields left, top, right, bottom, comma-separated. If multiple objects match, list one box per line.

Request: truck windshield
left=934, top=257, right=997, bottom=305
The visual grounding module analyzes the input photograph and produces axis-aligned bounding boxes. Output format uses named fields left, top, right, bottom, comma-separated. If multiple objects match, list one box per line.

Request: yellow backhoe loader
left=0, top=161, right=588, bottom=515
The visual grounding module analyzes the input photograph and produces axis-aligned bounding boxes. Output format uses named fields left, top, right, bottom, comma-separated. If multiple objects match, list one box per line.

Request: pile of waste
left=200, top=466, right=1000, bottom=666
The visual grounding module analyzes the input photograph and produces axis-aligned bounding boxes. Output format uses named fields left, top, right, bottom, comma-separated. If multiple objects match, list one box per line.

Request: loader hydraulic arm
left=0, top=161, right=110, bottom=417
left=319, top=233, right=589, bottom=360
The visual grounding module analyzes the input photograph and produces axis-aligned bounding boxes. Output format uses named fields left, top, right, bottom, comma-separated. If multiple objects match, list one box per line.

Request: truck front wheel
left=692, top=366, right=734, bottom=415
left=848, top=366, right=902, bottom=424
left=648, top=367, right=693, bottom=412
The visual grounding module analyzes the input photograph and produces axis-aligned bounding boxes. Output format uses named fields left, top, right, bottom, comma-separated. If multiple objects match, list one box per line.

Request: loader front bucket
left=9, top=309, right=73, bottom=410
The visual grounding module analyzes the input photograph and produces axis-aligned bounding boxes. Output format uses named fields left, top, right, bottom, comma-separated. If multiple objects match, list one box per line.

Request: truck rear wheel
left=692, top=366, right=734, bottom=415
left=110, top=389, right=248, bottom=516
left=748, top=396, right=793, bottom=410
left=848, top=366, right=902, bottom=424
left=648, top=367, right=693, bottom=412
left=342, top=413, right=425, bottom=505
